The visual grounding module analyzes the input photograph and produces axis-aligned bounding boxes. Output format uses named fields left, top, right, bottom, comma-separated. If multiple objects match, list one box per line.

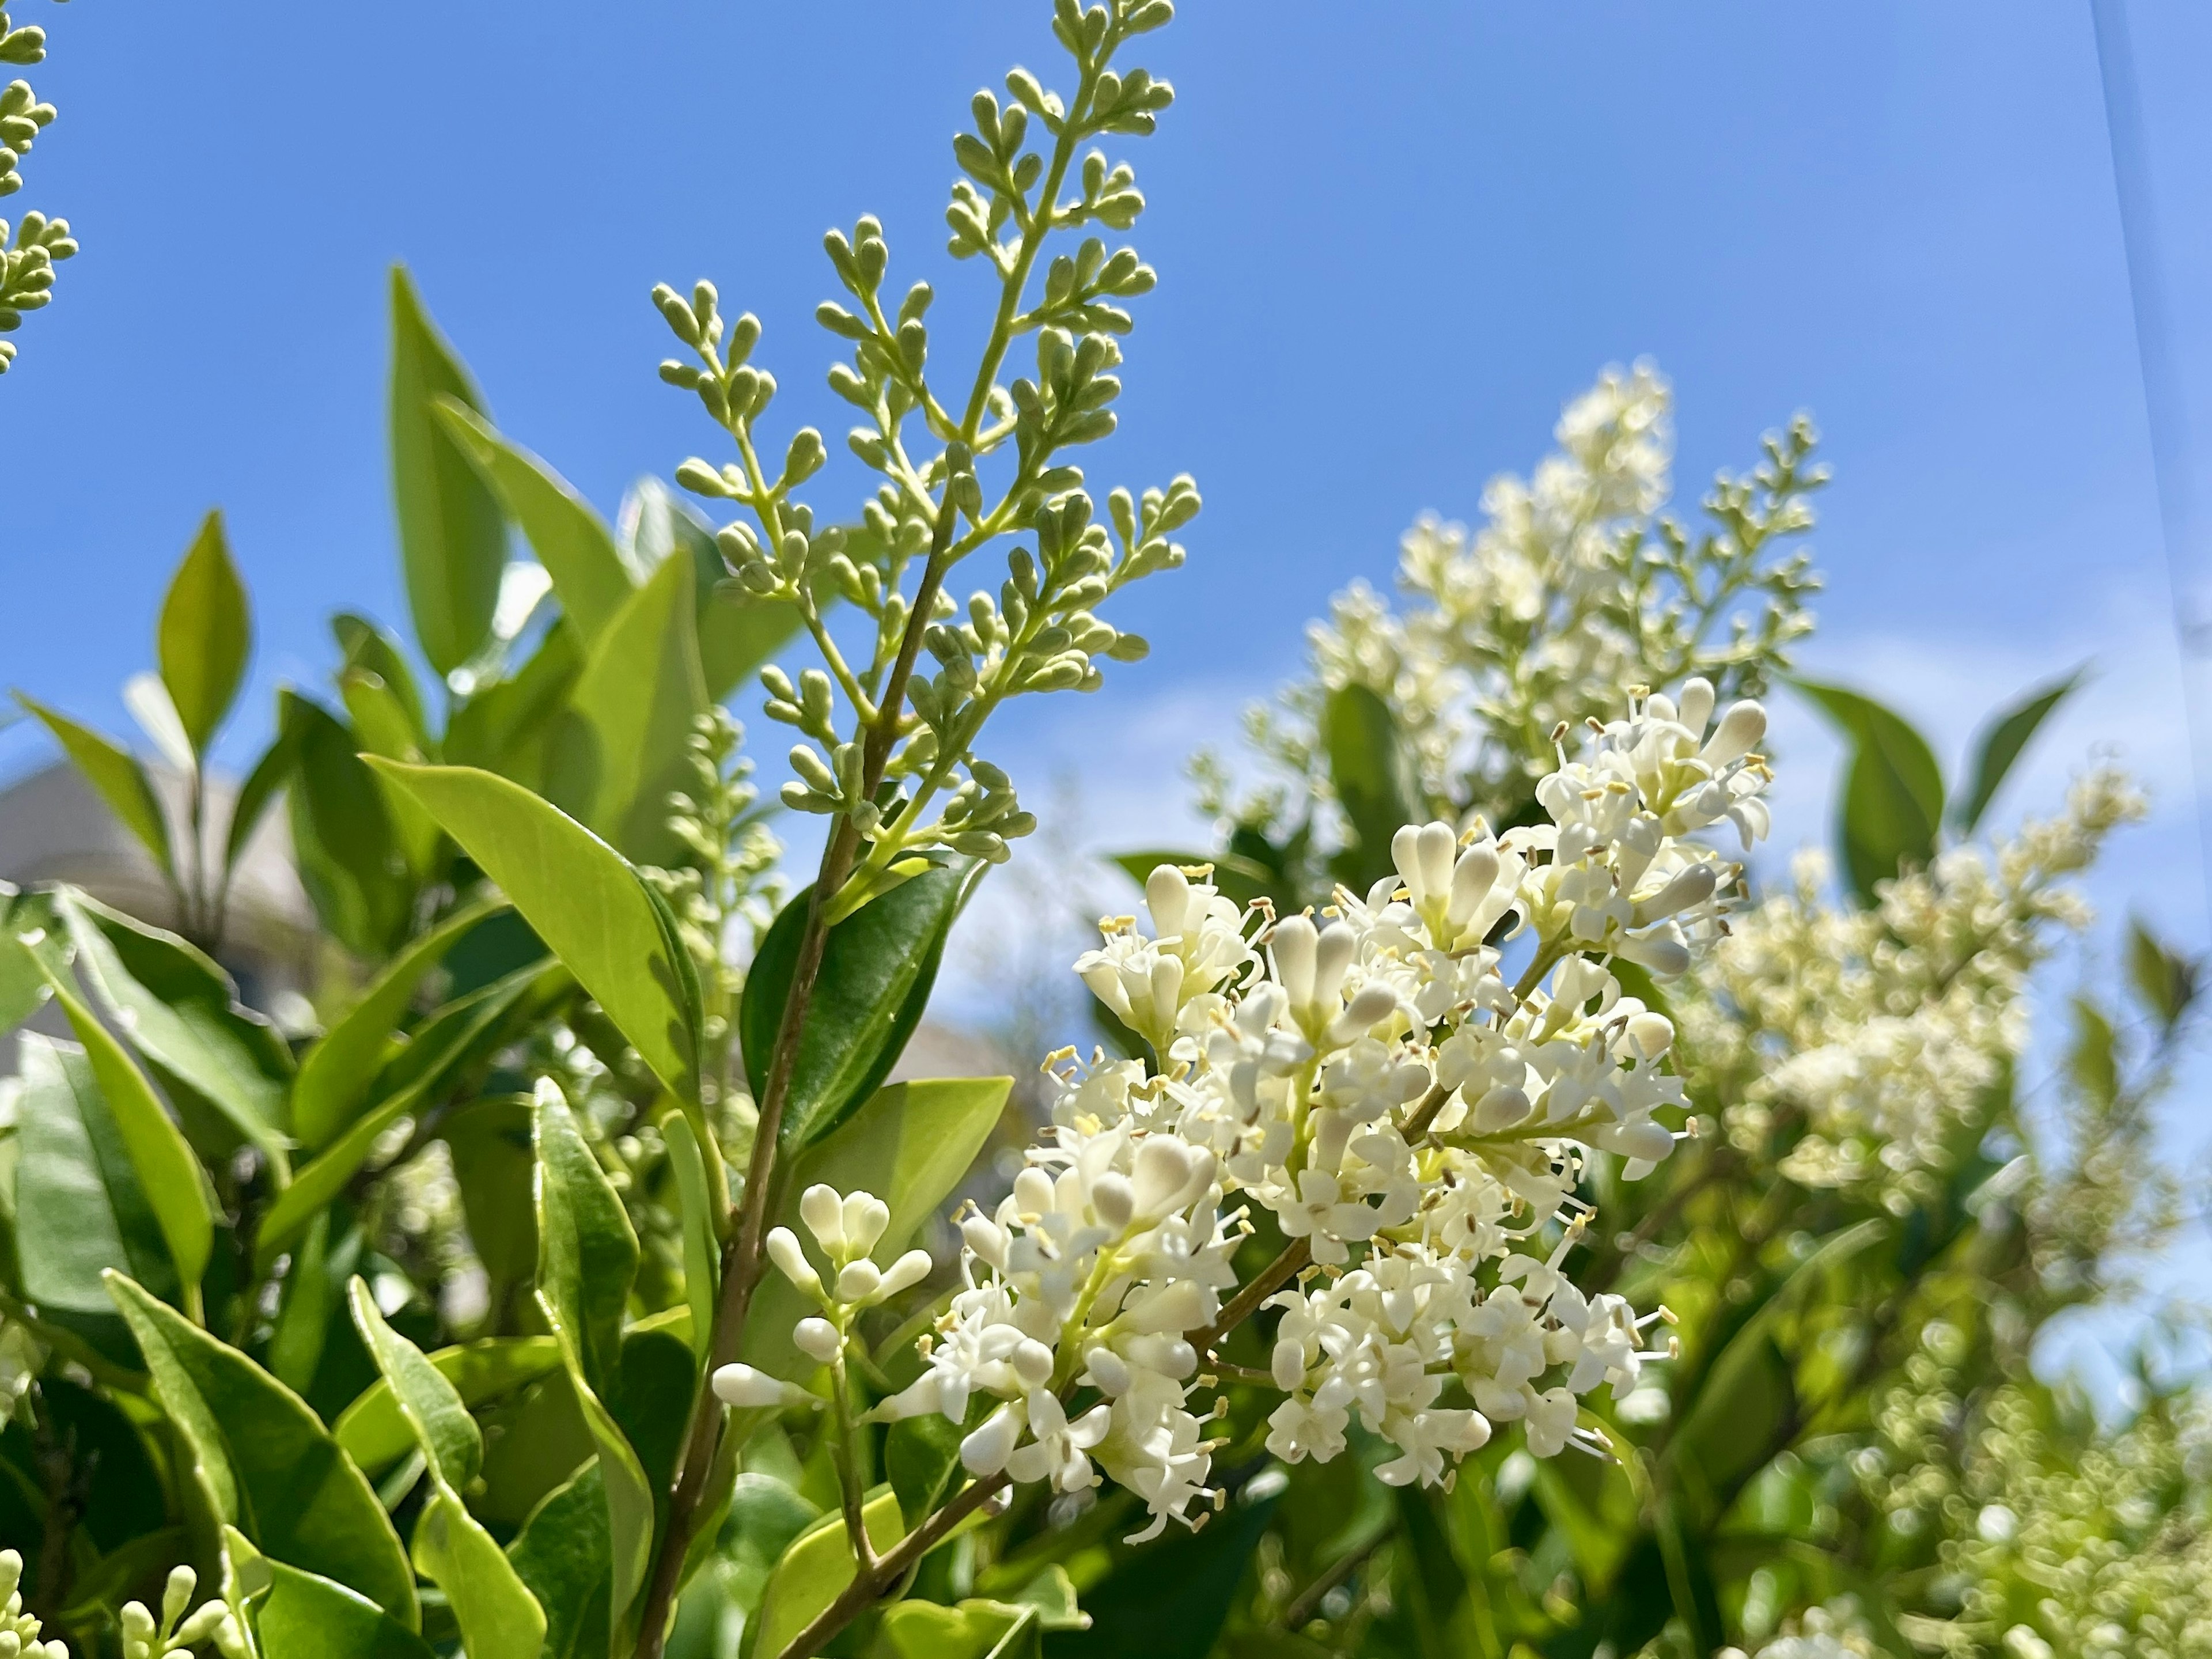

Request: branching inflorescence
left=0, top=1, right=74, bottom=375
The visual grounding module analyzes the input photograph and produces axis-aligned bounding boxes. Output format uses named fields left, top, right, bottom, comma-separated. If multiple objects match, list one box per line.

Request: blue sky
left=6, top=3, right=2212, bottom=1339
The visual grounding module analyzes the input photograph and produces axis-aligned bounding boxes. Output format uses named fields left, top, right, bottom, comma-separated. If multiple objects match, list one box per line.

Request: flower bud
left=834, top=1260, right=882, bottom=1304
left=876, top=1248, right=934, bottom=1301
left=1472, top=1085, right=1532, bottom=1133
left=1632, top=863, right=1716, bottom=926
left=1083, top=1346, right=1131, bottom=1396
left=1012, top=1337, right=1056, bottom=1387
left=793, top=1317, right=842, bottom=1363
left=1677, top=676, right=1715, bottom=738
left=1313, top=921, right=1357, bottom=1005
left=1624, top=1011, right=1675, bottom=1059
left=713, top=1363, right=800, bottom=1408
left=1089, top=1170, right=1135, bottom=1232
left=841, top=1191, right=891, bottom=1256
left=799, top=1184, right=846, bottom=1252
left=765, top=1227, right=821, bottom=1297
left=1272, top=1338, right=1306, bottom=1392
left=1699, top=700, right=1766, bottom=768
left=1271, top=914, right=1318, bottom=1007
left=1132, top=1136, right=1195, bottom=1219
left=1327, top=980, right=1399, bottom=1046
left=1145, top=862, right=1193, bottom=940
left=961, top=1213, right=1010, bottom=1271
left=1447, top=840, right=1501, bottom=932
left=1013, top=1165, right=1056, bottom=1221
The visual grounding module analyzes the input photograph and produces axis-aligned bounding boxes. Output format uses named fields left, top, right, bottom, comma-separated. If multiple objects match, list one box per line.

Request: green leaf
left=343, top=669, right=444, bottom=876
left=1791, top=678, right=1946, bottom=903
left=390, top=264, right=507, bottom=678
left=13, top=1035, right=179, bottom=1359
left=741, top=864, right=977, bottom=1154
left=282, top=691, right=415, bottom=957
left=441, top=621, right=584, bottom=787
left=618, top=475, right=808, bottom=700
left=291, top=895, right=505, bottom=1149
left=350, top=1281, right=548, bottom=1659
left=1321, top=683, right=1418, bottom=891
left=507, top=1461, right=613, bottom=1659
left=105, top=1272, right=418, bottom=1625
left=1048, top=1484, right=1278, bottom=1659
left=743, top=1077, right=1010, bottom=1379
left=2066, top=995, right=2119, bottom=1112
left=16, top=695, right=173, bottom=881
left=41, top=970, right=215, bottom=1304
left=257, top=963, right=551, bottom=1265
left=532, top=1087, right=654, bottom=1635
left=2128, top=916, right=2201, bottom=1033
left=57, top=888, right=293, bottom=1170
left=243, top=1552, right=437, bottom=1659
left=435, top=400, right=637, bottom=645
left=661, top=1112, right=720, bottom=1368
left=877, top=1599, right=1040, bottom=1659
left=334, top=612, right=434, bottom=749
left=335, top=1336, right=563, bottom=1474
left=267, top=1209, right=361, bottom=1401
left=441, top=1097, right=540, bottom=1321
left=1112, top=849, right=1279, bottom=913
left=558, top=551, right=710, bottom=863
left=157, top=509, right=253, bottom=755
left=886, top=1411, right=964, bottom=1532
left=224, top=726, right=298, bottom=874
left=752, top=1486, right=905, bottom=1659
left=366, top=759, right=700, bottom=1100
left=1952, top=666, right=2085, bottom=834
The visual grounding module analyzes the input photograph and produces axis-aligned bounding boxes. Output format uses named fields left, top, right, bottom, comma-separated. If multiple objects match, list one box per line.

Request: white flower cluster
left=1684, top=769, right=2143, bottom=1202
left=717, top=687, right=1769, bottom=1540
left=119, top=1567, right=246, bottom=1659
left=0, top=1548, right=68, bottom=1659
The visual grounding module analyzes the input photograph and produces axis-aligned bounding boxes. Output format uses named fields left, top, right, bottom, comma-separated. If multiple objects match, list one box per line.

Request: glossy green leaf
left=41, top=971, right=214, bottom=1301
left=367, top=759, right=700, bottom=1099
left=1792, top=677, right=1946, bottom=903
left=507, top=1460, right=613, bottom=1659
left=107, top=1272, right=418, bottom=1624
left=245, top=1552, right=436, bottom=1659
left=57, top=888, right=291, bottom=1167
left=157, top=509, right=252, bottom=755
left=390, top=264, right=507, bottom=678
left=16, top=695, right=173, bottom=880
left=437, top=399, right=635, bottom=645
left=258, top=963, right=551, bottom=1264
left=618, top=475, right=808, bottom=700
left=741, top=863, right=977, bottom=1154
left=441, top=1096, right=540, bottom=1320
left=744, top=1076, right=1010, bottom=1378
left=266, top=1209, right=361, bottom=1401
left=559, top=552, right=710, bottom=863
left=886, top=1410, right=965, bottom=1532
left=1321, top=682, right=1418, bottom=891
left=1952, top=666, right=2084, bottom=834
left=752, top=1486, right=905, bottom=1659
left=662, top=1112, right=719, bottom=1366
left=336, top=1336, right=562, bottom=1474
left=1111, top=849, right=1279, bottom=912
left=533, top=1086, right=654, bottom=1634
left=441, top=620, right=584, bottom=786
left=13, top=1035, right=179, bottom=1358
left=282, top=691, right=415, bottom=957
left=350, top=1281, right=548, bottom=1659
left=292, top=895, right=504, bottom=1149
left=343, top=668, right=444, bottom=876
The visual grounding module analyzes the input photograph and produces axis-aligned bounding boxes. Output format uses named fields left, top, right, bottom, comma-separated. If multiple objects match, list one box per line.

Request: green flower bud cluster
left=0, top=3, right=73, bottom=375
left=650, top=0, right=1195, bottom=915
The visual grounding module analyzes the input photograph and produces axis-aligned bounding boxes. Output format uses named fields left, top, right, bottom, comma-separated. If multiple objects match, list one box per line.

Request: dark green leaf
left=887, top=1411, right=964, bottom=1531
left=437, top=400, right=636, bottom=645
left=441, top=622, right=584, bottom=787
left=282, top=691, right=414, bottom=957
left=440, top=1097, right=540, bottom=1321
left=368, top=759, right=700, bottom=1099
left=532, top=1088, right=654, bottom=1631
left=13, top=1035, right=179, bottom=1360
left=334, top=613, right=434, bottom=749
left=1791, top=678, right=1945, bottom=902
left=1321, top=684, right=1418, bottom=891
left=613, top=1324, right=698, bottom=1498
left=1952, top=666, right=2085, bottom=834
left=16, top=695, right=173, bottom=881
left=291, top=894, right=505, bottom=1149
left=224, top=726, right=298, bottom=875
left=662, top=1112, right=719, bottom=1367
left=1046, top=1485, right=1277, bottom=1659
left=389, top=264, right=507, bottom=678
left=741, top=863, right=977, bottom=1153
left=105, top=1272, right=418, bottom=1624
left=507, top=1461, right=613, bottom=1659
left=560, top=551, right=710, bottom=863
left=157, top=509, right=253, bottom=754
